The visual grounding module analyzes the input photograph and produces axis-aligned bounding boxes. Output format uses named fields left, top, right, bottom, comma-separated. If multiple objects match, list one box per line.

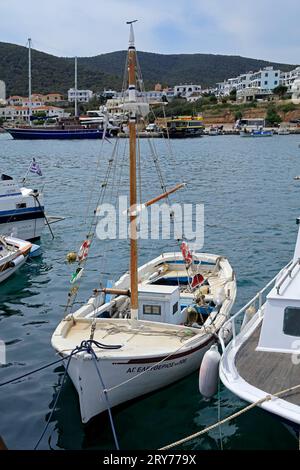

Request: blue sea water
left=0, top=132, right=299, bottom=450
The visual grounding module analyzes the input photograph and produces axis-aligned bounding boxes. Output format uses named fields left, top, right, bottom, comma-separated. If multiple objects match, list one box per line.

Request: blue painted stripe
left=170, top=260, right=215, bottom=266
left=0, top=192, right=22, bottom=198
left=0, top=206, right=44, bottom=216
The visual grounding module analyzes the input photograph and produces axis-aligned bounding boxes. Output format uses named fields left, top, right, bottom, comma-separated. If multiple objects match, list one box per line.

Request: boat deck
left=53, top=319, right=202, bottom=358
left=235, top=324, right=300, bottom=406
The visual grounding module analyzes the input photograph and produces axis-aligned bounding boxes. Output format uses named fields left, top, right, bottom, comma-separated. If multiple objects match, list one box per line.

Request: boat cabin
left=138, top=284, right=181, bottom=325
left=257, top=220, right=300, bottom=353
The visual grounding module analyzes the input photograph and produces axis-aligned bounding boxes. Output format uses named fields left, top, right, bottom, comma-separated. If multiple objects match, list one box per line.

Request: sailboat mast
left=28, top=38, right=32, bottom=125
left=128, top=22, right=138, bottom=323
left=74, top=56, right=78, bottom=118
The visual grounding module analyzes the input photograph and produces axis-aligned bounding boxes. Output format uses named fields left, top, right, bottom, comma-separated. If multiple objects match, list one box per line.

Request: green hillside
left=0, top=41, right=296, bottom=96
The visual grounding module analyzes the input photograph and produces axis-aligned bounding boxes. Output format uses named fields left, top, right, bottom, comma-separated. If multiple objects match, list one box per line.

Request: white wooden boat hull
left=53, top=251, right=236, bottom=423
left=64, top=336, right=214, bottom=423
left=0, top=253, right=26, bottom=284
left=0, top=236, right=32, bottom=283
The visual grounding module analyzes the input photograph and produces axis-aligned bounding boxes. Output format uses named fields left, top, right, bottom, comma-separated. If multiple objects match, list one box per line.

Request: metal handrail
left=275, top=258, right=300, bottom=295
left=218, top=260, right=292, bottom=353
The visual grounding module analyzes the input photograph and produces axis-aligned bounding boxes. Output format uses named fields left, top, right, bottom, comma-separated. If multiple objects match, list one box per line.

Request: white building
left=68, top=88, right=93, bottom=103
left=174, top=84, right=201, bottom=98
left=249, top=66, right=280, bottom=90
left=217, top=67, right=280, bottom=97
left=186, top=92, right=202, bottom=103
left=0, top=105, right=69, bottom=122
left=291, top=79, right=300, bottom=104
left=280, top=66, right=300, bottom=92
left=0, top=106, right=29, bottom=121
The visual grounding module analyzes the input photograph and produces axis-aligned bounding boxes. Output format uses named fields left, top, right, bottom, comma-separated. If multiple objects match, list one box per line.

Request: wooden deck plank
left=235, top=324, right=300, bottom=405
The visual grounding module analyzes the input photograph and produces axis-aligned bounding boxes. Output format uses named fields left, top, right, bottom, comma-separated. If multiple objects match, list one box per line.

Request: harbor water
left=0, top=132, right=299, bottom=450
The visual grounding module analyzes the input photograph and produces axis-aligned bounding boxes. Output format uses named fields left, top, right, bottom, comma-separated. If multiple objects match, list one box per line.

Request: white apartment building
left=249, top=66, right=280, bottom=90
left=173, top=84, right=201, bottom=98
left=0, top=105, right=69, bottom=122
left=280, top=66, right=300, bottom=91
left=68, top=88, right=94, bottom=103
left=217, top=67, right=280, bottom=97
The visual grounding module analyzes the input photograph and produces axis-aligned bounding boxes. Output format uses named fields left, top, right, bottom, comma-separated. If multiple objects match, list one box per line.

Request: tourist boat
left=0, top=173, right=44, bottom=241
left=0, top=235, right=32, bottom=284
left=2, top=41, right=113, bottom=141
left=163, top=115, right=205, bottom=138
left=51, top=23, right=236, bottom=424
left=3, top=124, right=109, bottom=140
left=240, top=129, right=273, bottom=137
left=218, top=217, right=300, bottom=438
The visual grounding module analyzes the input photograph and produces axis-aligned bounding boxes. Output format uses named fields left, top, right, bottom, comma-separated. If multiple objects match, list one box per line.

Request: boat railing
left=219, top=260, right=293, bottom=353
left=275, top=258, right=300, bottom=295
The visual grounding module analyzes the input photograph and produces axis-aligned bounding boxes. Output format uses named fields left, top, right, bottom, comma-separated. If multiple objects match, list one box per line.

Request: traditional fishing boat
left=0, top=173, right=44, bottom=241
left=218, top=217, right=300, bottom=438
left=51, top=22, right=236, bottom=424
left=240, top=129, right=273, bottom=137
left=0, top=235, right=32, bottom=284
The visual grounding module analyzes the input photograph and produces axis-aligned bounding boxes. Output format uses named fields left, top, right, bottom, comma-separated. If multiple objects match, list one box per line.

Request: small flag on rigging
left=29, top=158, right=42, bottom=176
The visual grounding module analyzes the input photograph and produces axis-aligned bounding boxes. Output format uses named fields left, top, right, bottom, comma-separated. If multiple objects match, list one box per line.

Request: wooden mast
left=127, top=21, right=138, bottom=324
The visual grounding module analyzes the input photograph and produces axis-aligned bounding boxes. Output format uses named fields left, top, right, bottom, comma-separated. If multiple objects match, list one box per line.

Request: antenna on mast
left=126, top=20, right=138, bottom=47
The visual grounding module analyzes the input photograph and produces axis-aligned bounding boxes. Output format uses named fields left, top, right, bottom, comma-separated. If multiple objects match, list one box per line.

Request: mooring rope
left=159, top=382, right=300, bottom=450
left=0, top=341, right=121, bottom=450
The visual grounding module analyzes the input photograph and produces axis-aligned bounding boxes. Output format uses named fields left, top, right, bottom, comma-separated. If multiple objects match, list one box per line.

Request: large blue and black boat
left=3, top=125, right=108, bottom=140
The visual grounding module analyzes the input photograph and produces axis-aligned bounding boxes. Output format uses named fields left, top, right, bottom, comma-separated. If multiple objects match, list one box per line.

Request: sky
left=0, top=0, right=299, bottom=64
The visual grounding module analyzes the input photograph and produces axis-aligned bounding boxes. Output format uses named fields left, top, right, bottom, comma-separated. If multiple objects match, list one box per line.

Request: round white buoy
left=199, top=345, right=221, bottom=398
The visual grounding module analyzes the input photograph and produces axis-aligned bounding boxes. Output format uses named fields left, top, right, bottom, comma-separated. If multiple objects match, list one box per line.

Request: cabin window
left=283, top=307, right=300, bottom=336
left=173, top=302, right=179, bottom=315
left=16, top=203, right=26, bottom=209
left=143, top=305, right=161, bottom=315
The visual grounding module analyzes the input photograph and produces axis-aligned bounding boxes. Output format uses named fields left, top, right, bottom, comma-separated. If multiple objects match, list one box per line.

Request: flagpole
left=21, top=158, right=35, bottom=184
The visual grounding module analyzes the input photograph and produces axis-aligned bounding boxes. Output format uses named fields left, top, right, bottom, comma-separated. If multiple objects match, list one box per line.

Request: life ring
left=180, top=241, right=193, bottom=265
left=78, top=239, right=91, bottom=262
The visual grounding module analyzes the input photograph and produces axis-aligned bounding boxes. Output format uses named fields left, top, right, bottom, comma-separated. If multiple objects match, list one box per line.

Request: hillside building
left=280, top=67, right=300, bottom=92
left=217, top=66, right=280, bottom=100
left=173, top=84, right=201, bottom=98
left=68, top=88, right=93, bottom=103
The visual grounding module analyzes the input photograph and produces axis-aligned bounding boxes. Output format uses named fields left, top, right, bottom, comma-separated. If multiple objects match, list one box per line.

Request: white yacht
left=219, top=217, right=300, bottom=438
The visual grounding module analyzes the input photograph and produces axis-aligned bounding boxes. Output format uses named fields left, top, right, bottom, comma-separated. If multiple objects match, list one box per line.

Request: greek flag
left=29, top=158, right=42, bottom=176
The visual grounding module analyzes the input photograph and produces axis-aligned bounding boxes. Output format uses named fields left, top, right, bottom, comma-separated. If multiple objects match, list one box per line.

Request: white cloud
left=0, top=0, right=299, bottom=63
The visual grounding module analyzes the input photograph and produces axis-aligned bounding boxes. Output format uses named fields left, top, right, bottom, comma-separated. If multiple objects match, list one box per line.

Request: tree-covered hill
left=0, top=41, right=296, bottom=96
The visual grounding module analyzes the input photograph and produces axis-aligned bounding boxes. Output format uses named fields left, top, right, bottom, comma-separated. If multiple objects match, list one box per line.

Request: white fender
left=10, top=254, right=25, bottom=268
left=214, top=287, right=225, bottom=306
left=199, top=344, right=221, bottom=398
